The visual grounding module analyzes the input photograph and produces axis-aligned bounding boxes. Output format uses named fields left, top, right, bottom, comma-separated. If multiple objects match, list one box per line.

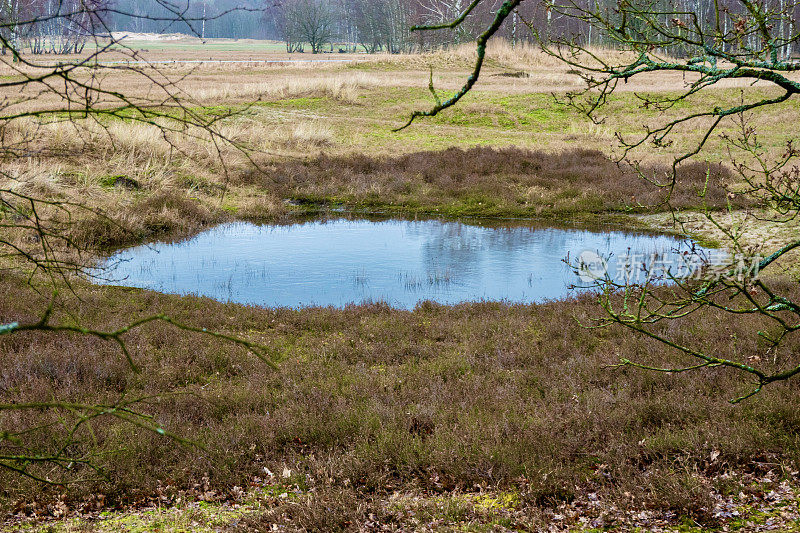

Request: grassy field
left=4, top=41, right=796, bottom=249
left=104, top=38, right=291, bottom=53
left=2, top=39, right=800, bottom=531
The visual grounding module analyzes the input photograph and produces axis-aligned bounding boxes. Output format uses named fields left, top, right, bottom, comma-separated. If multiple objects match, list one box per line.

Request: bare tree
left=276, top=0, right=335, bottom=53
left=404, top=0, right=800, bottom=402
left=21, top=0, right=105, bottom=55
left=0, top=0, right=20, bottom=55
left=351, top=0, right=394, bottom=52
left=420, top=0, right=480, bottom=43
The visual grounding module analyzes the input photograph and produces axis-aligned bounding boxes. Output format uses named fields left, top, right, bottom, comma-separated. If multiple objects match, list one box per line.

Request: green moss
left=262, top=96, right=327, bottom=109
left=18, top=500, right=255, bottom=532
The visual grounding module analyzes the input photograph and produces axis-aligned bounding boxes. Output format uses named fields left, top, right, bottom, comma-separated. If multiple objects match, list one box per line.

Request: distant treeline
left=98, top=0, right=631, bottom=50
left=2, top=0, right=799, bottom=55
left=105, top=0, right=275, bottom=40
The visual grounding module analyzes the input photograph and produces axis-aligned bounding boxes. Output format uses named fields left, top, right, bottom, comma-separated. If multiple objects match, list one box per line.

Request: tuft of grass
left=288, top=120, right=334, bottom=147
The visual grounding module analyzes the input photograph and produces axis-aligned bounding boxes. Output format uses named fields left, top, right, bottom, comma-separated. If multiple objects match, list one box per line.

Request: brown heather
left=2, top=272, right=799, bottom=523
left=248, top=146, right=735, bottom=215
left=47, top=146, right=737, bottom=253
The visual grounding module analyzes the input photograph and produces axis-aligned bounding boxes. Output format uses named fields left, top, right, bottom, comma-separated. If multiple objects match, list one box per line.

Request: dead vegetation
left=2, top=274, right=800, bottom=527
left=249, top=146, right=738, bottom=216
left=0, top=145, right=740, bottom=263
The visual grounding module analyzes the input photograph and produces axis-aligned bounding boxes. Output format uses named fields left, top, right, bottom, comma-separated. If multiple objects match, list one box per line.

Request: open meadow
left=2, top=36, right=800, bottom=531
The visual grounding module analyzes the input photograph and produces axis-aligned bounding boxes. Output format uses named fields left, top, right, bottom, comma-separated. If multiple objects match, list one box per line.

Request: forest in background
left=3, top=0, right=800, bottom=55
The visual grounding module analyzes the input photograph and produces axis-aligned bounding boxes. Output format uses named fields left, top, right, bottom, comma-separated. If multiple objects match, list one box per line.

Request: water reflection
left=94, top=218, right=705, bottom=309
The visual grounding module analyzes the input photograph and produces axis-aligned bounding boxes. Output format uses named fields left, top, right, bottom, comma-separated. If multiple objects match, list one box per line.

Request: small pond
left=95, top=218, right=712, bottom=309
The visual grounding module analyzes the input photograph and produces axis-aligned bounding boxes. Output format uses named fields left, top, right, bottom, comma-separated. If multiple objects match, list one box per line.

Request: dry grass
left=0, top=146, right=742, bottom=260
left=188, top=71, right=382, bottom=104
left=286, top=120, right=334, bottom=146
left=434, top=39, right=626, bottom=70
left=3, top=40, right=793, bottom=122
left=642, top=209, right=800, bottom=279
left=2, top=40, right=799, bottom=173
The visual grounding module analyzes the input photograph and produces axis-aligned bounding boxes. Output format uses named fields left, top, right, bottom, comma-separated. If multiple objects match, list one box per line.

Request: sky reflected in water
left=95, top=219, right=705, bottom=309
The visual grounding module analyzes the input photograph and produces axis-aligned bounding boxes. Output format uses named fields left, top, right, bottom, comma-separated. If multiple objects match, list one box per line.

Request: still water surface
left=95, top=219, right=705, bottom=309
